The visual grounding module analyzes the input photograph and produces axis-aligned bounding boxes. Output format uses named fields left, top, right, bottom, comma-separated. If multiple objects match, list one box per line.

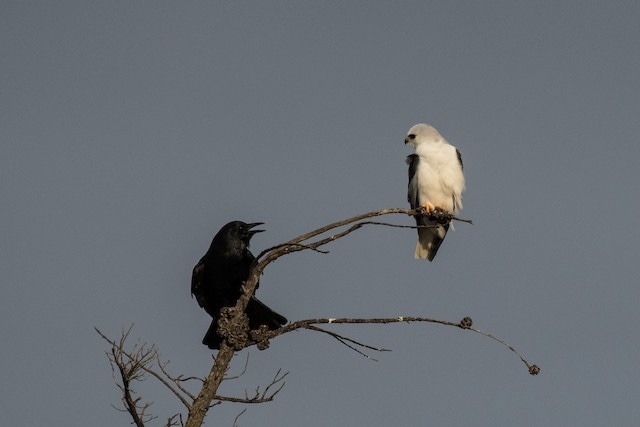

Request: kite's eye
left=408, top=134, right=416, bottom=140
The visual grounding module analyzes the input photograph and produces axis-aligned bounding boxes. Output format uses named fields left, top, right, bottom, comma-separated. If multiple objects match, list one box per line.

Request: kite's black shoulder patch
left=407, top=154, right=419, bottom=181
left=406, top=154, right=420, bottom=208
left=456, top=149, right=463, bottom=171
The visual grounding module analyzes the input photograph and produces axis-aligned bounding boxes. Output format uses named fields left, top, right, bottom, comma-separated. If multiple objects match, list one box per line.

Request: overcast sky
left=2, top=2, right=640, bottom=426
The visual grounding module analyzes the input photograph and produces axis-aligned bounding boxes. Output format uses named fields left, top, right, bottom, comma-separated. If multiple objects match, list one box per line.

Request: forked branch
left=96, top=326, right=290, bottom=427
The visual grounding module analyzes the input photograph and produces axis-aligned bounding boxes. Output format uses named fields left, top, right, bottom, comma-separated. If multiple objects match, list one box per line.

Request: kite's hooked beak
left=404, top=133, right=416, bottom=145
left=404, top=137, right=409, bottom=144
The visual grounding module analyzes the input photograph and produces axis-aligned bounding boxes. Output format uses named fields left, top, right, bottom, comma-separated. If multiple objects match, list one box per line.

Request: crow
left=191, top=221, right=287, bottom=349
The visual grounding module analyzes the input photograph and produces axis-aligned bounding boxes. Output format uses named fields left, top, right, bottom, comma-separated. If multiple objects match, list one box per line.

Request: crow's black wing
left=191, top=256, right=208, bottom=310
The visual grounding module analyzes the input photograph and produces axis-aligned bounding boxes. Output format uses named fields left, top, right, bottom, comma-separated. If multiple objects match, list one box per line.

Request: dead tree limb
left=184, top=208, right=478, bottom=426
left=259, top=316, right=539, bottom=374
left=97, top=326, right=288, bottom=427
left=99, top=207, right=540, bottom=427
left=99, top=325, right=156, bottom=427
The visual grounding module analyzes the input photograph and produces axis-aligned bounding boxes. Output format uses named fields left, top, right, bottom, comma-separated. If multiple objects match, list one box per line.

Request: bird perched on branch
left=405, top=123, right=465, bottom=261
left=191, top=221, right=287, bottom=349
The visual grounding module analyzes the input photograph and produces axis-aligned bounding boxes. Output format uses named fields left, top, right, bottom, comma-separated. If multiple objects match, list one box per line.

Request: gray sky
left=2, top=1, right=640, bottom=426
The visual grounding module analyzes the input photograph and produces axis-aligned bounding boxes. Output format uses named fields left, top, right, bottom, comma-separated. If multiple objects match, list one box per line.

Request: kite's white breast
left=415, top=142, right=464, bottom=213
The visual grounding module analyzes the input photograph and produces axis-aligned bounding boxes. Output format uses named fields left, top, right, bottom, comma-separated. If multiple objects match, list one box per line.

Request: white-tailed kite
left=405, top=123, right=465, bottom=261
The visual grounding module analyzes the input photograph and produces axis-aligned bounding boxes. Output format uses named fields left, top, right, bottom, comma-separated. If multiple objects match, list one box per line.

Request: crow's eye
left=408, top=134, right=416, bottom=140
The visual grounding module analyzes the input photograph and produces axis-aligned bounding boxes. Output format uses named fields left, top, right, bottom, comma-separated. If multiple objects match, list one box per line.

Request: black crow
left=191, top=221, right=287, bottom=349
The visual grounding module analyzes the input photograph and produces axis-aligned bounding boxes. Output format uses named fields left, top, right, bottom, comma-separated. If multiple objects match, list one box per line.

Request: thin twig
left=468, top=327, right=540, bottom=375
left=173, top=375, right=204, bottom=384
left=232, top=408, right=247, bottom=427
left=259, top=242, right=330, bottom=255
left=158, top=361, right=197, bottom=401
left=224, top=352, right=250, bottom=381
left=261, top=369, right=288, bottom=399
left=305, top=325, right=391, bottom=362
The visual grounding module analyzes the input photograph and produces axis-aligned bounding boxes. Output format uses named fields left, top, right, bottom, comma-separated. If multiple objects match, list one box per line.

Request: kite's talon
left=421, top=203, right=435, bottom=213
left=428, top=207, right=451, bottom=224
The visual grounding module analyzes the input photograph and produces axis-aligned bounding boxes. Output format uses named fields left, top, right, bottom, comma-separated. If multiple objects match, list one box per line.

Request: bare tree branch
left=255, top=316, right=538, bottom=375
left=98, top=327, right=292, bottom=427
left=209, top=369, right=287, bottom=406
left=185, top=344, right=234, bottom=426
left=100, top=325, right=154, bottom=427
left=96, top=327, right=193, bottom=410
left=165, top=413, right=183, bottom=427
left=283, top=208, right=470, bottom=246
left=465, top=323, right=540, bottom=375
left=99, top=207, right=541, bottom=427
left=158, top=361, right=198, bottom=401
left=260, top=369, right=288, bottom=400
left=255, top=208, right=471, bottom=262
left=182, top=208, right=478, bottom=426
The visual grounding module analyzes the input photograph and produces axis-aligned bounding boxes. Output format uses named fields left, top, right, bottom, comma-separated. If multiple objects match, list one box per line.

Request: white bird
left=405, top=124, right=465, bottom=260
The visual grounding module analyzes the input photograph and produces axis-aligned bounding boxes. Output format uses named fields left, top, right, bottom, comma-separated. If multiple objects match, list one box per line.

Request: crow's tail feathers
left=202, top=318, right=222, bottom=349
left=247, top=296, right=287, bottom=329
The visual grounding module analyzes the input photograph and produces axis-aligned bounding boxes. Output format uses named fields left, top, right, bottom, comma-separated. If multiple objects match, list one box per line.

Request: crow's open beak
left=246, top=222, right=265, bottom=234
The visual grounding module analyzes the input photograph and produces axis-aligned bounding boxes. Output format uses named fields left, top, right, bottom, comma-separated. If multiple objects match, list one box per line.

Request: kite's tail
left=415, top=222, right=449, bottom=261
